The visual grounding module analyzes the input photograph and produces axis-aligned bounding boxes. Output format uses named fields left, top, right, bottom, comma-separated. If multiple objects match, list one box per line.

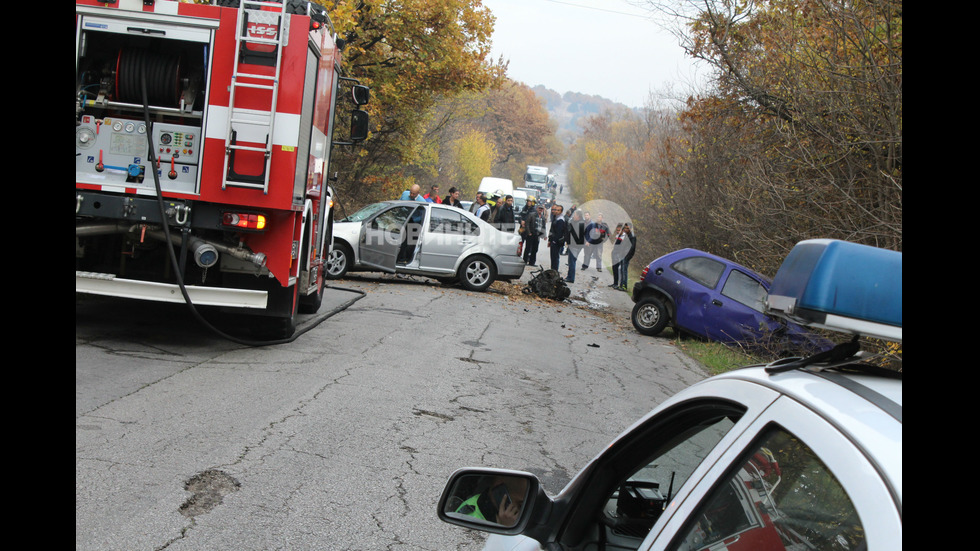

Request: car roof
left=560, top=363, right=902, bottom=514
left=717, top=365, right=902, bottom=420
left=658, top=248, right=772, bottom=281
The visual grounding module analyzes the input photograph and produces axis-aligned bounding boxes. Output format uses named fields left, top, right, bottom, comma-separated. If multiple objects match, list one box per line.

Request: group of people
left=398, top=184, right=637, bottom=289
left=399, top=183, right=462, bottom=207
left=543, top=205, right=636, bottom=288
left=400, top=184, right=518, bottom=231
left=472, top=191, right=518, bottom=232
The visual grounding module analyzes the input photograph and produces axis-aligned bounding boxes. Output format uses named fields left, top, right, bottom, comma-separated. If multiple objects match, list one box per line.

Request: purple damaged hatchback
left=630, top=248, right=831, bottom=354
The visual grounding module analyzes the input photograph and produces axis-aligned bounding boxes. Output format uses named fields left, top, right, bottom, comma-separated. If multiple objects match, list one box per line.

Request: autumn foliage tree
left=453, top=81, right=561, bottom=187
left=400, top=79, right=560, bottom=198
left=315, top=1, right=559, bottom=210
left=568, top=0, right=901, bottom=275
left=318, top=0, right=506, bottom=208
left=451, top=128, right=497, bottom=192
left=682, top=0, right=903, bottom=267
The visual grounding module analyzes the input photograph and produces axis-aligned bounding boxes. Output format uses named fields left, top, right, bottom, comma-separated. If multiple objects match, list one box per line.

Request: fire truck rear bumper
left=76, top=271, right=268, bottom=309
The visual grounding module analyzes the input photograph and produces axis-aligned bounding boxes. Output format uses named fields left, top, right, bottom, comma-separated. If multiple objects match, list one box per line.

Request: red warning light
left=222, top=212, right=267, bottom=231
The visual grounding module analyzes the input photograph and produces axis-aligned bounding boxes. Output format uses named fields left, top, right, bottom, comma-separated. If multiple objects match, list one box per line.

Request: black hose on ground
left=139, top=60, right=364, bottom=347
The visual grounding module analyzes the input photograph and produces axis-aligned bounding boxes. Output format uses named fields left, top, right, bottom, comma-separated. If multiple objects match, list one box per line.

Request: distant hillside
left=530, top=85, right=634, bottom=143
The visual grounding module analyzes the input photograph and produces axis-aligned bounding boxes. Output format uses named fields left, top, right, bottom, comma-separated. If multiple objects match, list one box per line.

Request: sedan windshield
left=341, top=202, right=392, bottom=222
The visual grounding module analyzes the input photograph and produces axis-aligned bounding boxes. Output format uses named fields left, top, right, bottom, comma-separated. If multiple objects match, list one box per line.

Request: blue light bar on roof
left=767, top=239, right=902, bottom=342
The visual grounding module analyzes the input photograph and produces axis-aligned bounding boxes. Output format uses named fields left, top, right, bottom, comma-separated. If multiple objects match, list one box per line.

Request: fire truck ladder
left=222, top=0, right=288, bottom=193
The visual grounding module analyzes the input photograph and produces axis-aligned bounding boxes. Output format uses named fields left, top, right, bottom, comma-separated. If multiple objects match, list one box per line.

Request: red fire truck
left=75, top=0, right=368, bottom=339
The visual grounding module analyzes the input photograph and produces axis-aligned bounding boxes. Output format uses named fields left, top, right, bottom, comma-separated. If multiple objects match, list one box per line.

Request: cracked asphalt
left=76, top=266, right=708, bottom=550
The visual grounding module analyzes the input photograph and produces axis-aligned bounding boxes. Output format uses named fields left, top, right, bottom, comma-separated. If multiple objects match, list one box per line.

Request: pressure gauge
left=76, top=127, right=97, bottom=150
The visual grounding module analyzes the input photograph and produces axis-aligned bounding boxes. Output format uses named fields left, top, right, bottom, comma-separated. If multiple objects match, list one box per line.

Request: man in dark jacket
left=548, top=204, right=566, bottom=272
left=494, top=195, right=516, bottom=232
left=565, top=210, right=587, bottom=283
left=523, top=203, right=545, bottom=265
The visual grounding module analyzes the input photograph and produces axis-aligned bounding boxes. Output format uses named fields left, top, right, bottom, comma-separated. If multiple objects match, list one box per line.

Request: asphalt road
left=76, top=261, right=708, bottom=551
left=76, top=170, right=709, bottom=550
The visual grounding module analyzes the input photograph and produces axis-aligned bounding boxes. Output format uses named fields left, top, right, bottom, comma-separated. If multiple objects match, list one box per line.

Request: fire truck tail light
left=222, top=212, right=267, bottom=231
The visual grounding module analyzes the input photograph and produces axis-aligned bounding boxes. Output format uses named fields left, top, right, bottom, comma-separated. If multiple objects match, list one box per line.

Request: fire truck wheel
left=250, top=284, right=298, bottom=340
left=258, top=317, right=296, bottom=340
left=325, top=243, right=351, bottom=279
left=298, top=285, right=323, bottom=314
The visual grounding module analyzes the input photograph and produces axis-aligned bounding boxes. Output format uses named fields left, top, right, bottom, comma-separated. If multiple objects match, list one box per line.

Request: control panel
left=75, top=115, right=201, bottom=194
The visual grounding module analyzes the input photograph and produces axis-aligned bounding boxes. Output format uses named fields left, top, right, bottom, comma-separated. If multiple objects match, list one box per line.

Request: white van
left=478, top=177, right=514, bottom=198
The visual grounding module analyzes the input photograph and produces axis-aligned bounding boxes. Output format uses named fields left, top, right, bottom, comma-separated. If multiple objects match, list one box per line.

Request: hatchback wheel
left=632, top=296, right=669, bottom=336
left=458, top=256, right=496, bottom=292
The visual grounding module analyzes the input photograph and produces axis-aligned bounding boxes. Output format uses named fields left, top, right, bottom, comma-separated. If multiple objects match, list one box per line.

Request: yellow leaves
left=454, top=129, right=496, bottom=191
left=327, top=0, right=499, bottom=99
left=322, top=0, right=509, bottom=203
left=320, top=1, right=359, bottom=36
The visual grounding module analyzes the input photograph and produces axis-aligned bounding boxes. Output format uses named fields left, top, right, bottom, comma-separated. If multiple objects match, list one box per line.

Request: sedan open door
left=358, top=204, right=425, bottom=272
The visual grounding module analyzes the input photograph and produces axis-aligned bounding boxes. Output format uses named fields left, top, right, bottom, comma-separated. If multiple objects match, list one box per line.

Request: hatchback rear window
left=672, top=257, right=725, bottom=289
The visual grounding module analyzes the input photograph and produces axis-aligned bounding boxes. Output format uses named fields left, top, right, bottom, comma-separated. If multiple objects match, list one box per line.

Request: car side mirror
left=438, top=469, right=544, bottom=536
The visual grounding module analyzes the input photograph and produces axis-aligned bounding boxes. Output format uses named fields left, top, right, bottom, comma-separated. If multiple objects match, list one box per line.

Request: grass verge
left=672, top=335, right=764, bottom=376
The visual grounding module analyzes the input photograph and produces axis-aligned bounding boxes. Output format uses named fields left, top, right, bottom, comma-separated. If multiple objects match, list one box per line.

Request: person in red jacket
left=423, top=185, right=442, bottom=203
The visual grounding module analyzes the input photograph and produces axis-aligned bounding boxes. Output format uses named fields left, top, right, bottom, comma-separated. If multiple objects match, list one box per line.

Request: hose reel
left=114, top=48, right=184, bottom=107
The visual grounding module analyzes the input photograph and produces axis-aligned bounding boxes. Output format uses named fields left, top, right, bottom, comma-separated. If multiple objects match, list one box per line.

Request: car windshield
left=341, top=202, right=392, bottom=222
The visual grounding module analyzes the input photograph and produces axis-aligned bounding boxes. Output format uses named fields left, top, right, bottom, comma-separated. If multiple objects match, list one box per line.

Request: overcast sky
left=481, top=0, right=702, bottom=109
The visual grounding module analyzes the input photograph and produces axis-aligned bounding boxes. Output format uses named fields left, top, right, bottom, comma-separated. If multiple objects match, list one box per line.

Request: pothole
left=179, top=469, right=241, bottom=518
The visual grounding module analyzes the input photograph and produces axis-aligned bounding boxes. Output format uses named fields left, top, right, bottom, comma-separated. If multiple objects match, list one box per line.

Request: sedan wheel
left=631, top=296, right=669, bottom=336
left=458, top=256, right=496, bottom=292
left=325, top=244, right=350, bottom=279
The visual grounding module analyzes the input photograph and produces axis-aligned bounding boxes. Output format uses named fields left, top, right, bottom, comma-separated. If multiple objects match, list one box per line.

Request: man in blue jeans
left=610, top=223, right=625, bottom=288
left=616, top=223, right=636, bottom=290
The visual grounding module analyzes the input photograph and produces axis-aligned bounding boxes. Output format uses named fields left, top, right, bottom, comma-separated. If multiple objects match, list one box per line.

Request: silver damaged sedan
left=326, top=201, right=526, bottom=292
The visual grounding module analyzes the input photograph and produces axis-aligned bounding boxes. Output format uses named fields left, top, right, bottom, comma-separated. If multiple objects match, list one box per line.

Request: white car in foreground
left=326, top=200, right=525, bottom=292
left=438, top=239, right=902, bottom=551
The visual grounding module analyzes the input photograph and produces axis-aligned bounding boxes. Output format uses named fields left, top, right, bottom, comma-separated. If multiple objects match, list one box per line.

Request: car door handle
left=712, top=299, right=723, bottom=306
